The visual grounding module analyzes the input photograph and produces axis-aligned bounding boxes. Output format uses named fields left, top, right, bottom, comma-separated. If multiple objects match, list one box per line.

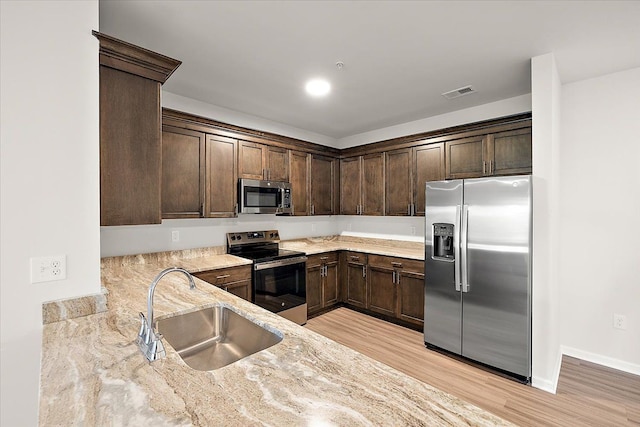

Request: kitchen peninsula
left=39, top=236, right=511, bottom=426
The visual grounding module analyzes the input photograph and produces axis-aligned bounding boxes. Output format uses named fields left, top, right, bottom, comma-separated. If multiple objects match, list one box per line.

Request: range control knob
left=231, top=235, right=236, bottom=240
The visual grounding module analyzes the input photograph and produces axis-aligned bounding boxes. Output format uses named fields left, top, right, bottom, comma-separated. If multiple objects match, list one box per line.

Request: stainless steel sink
left=156, top=304, right=283, bottom=371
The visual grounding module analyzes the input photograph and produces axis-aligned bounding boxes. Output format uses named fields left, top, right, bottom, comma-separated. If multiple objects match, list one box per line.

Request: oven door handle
left=254, top=256, right=308, bottom=271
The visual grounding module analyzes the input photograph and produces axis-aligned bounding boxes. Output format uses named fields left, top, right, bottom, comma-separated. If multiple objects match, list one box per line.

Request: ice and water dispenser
left=432, top=223, right=454, bottom=260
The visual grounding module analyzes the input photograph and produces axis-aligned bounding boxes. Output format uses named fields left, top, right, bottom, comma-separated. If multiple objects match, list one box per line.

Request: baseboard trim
left=561, top=346, right=640, bottom=376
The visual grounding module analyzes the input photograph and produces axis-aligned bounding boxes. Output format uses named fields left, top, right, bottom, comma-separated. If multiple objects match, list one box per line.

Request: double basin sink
left=156, top=304, right=283, bottom=371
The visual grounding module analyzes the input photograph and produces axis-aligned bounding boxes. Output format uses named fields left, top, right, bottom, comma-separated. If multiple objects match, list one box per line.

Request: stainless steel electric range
left=227, top=230, right=308, bottom=325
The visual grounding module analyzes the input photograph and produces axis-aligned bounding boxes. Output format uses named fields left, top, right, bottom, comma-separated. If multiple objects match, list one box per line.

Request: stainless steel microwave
left=238, top=179, right=292, bottom=214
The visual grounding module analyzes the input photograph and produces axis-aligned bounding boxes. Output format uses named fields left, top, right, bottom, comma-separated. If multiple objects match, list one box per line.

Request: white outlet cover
left=31, top=255, right=67, bottom=283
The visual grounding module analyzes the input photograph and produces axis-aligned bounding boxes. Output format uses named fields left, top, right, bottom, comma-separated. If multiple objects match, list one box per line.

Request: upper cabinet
left=445, top=126, right=531, bottom=179
left=238, top=141, right=289, bottom=181
left=289, top=150, right=310, bottom=216
left=382, top=143, right=445, bottom=217
left=93, top=31, right=181, bottom=226
left=161, top=126, right=237, bottom=219
left=340, top=154, right=384, bottom=216
left=310, top=154, right=338, bottom=215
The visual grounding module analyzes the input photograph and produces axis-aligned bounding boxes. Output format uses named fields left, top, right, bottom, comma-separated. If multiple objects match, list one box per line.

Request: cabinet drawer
left=345, top=251, right=367, bottom=264
left=307, top=252, right=338, bottom=267
left=194, top=265, right=251, bottom=286
left=367, top=254, right=423, bottom=273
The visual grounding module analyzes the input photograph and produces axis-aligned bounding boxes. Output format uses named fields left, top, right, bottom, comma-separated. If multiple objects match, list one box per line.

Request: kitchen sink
left=156, top=304, right=283, bottom=371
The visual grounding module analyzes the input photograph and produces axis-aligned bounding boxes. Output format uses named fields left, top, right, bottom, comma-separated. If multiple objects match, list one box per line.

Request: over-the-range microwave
left=238, top=178, right=292, bottom=214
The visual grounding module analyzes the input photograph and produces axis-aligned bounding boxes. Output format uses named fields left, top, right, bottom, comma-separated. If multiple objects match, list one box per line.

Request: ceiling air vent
left=442, top=85, right=476, bottom=100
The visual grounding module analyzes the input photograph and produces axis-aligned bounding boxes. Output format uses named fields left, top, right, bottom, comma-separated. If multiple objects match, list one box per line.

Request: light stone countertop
left=39, top=237, right=511, bottom=426
left=280, top=235, right=425, bottom=260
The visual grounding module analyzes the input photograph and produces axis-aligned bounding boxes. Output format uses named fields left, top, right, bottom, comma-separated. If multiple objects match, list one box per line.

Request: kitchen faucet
left=136, top=267, right=196, bottom=362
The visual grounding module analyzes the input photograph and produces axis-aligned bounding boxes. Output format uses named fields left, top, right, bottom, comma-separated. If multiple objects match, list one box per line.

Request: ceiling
left=99, top=1, right=640, bottom=140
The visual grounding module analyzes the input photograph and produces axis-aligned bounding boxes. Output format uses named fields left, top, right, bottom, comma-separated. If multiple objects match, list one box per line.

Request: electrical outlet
left=411, top=226, right=417, bottom=235
left=31, top=255, right=67, bottom=283
left=171, top=230, right=180, bottom=242
left=613, top=314, right=627, bottom=330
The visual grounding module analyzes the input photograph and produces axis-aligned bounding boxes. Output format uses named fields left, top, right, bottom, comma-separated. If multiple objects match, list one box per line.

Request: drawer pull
left=320, top=256, right=329, bottom=260
left=391, top=262, right=403, bottom=267
left=216, top=274, right=231, bottom=280
left=350, top=256, right=360, bottom=261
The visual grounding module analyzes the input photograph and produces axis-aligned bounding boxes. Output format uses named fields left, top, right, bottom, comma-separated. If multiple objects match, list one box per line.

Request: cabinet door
left=161, top=126, right=205, bottom=218
left=323, top=259, right=340, bottom=307
left=238, top=141, right=266, bottom=179
left=306, top=264, right=323, bottom=315
left=346, top=261, right=368, bottom=308
left=205, top=135, right=237, bottom=217
left=385, top=148, right=412, bottom=216
left=226, top=279, right=252, bottom=302
left=397, top=271, right=425, bottom=327
left=445, top=136, right=486, bottom=179
left=100, top=67, right=162, bottom=225
left=362, top=153, right=384, bottom=216
left=340, top=156, right=361, bottom=215
left=488, top=128, right=532, bottom=176
left=310, top=154, right=335, bottom=215
left=413, top=142, right=445, bottom=216
left=266, top=146, right=289, bottom=181
left=368, top=266, right=396, bottom=317
left=289, top=150, right=309, bottom=215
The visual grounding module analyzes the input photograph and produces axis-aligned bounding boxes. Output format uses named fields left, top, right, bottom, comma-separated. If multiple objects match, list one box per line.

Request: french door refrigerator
left=424, top=175, right=532, bottom=382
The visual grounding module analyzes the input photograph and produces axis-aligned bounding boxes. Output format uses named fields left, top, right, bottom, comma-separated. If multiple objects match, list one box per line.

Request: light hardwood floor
left=306, top=307, right=640, bottom=426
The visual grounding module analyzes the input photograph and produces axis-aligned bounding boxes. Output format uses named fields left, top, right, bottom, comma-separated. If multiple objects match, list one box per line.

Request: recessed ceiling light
left=305, top=79, right=331, bottom=97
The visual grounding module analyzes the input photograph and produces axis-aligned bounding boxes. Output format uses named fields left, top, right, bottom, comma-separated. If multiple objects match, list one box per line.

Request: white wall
left=558, top=67, right=640, bottom=372
left=530, top=53, right=563, bottom=392
left=0, top=1, right=100, bottom=425
left=337, top=94, right=532, bottom=148
left=163, top=91, right=338, bottom=148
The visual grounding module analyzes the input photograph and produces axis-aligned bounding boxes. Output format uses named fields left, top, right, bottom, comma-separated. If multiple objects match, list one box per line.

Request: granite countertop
left=280, top=235, right=425, bottom=260
left=39, top=237, right=510, bottom=426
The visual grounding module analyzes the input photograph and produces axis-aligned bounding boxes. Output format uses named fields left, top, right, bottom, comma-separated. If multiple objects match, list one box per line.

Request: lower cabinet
left=344, top=252, right=368, bottom=308
left=309, top=250, right=425, bottom=329
left=306, top=252, right=339, bottom=316
left=193, top=265, right=252, bottom=301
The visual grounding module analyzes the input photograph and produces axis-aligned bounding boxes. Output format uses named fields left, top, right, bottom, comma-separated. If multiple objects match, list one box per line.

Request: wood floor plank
left=306, top=307, right=640, bottom=426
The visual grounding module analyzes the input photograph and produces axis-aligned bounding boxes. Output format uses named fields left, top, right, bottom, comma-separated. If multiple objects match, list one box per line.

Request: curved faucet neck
left=147, top=267, right=196, bottom=329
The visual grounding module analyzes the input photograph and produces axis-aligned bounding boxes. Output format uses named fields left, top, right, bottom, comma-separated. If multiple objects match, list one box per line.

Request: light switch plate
left=31, top=255, right=66, bottom=283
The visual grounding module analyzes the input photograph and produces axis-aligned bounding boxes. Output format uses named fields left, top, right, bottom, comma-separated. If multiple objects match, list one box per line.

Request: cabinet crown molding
left=92, top=30, right=181, bottom=83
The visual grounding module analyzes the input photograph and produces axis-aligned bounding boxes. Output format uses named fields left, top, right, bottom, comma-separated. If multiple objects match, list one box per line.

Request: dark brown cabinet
left=413, top=143, right=445, bottom=216
left=367, top=254, right=425, bottom=327
left=310, top=154, right=337, bottom=215
left=306, top=252, right=339, bottom=316
left=385, top=143, right=445, bottom=216
left=205, top=135, right=238, bottom=217
left=161, top=127, right=237, bottom=218
left=94, top=31, right=181, bottom=226
left=289, top=150, right=310, bottom=216
left=161, top=126, right=205, bottom=218
left=238, top=141, right=289, bottom=181
left=194, top=265, right=252, bottom=301
left=445, top=127, right=531, bottom=179
left=344, top=252, right=368, bottom=308
left=340, top=154, right=384, bottom=216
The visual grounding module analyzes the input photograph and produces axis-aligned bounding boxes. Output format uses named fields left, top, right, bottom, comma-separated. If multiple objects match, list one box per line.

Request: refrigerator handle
left=461, top=204, right=469, bottom=293
left=454, top=205, right=462, bottom=292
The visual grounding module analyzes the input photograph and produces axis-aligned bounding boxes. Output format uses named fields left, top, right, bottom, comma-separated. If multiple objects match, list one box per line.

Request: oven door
left=253, top=256, right=307, bottom=325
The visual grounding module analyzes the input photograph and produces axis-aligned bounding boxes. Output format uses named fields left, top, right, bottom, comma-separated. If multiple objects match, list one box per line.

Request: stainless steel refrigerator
left=424, top=175, right=532, bottom=382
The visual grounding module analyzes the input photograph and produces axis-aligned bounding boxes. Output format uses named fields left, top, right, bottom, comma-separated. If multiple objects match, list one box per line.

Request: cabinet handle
left=392, top=270, right=396, bottom=284
left=234, top=203, right=238, bottom=215
left=350, top=255, right=360, bottom=261
left=216, top=274, right=231, bottom=280
left=200, top=203, right=205, bottom=218
left=489, top=161, right=493, bottom=175
left=391, top=262, right=403, bottom=268
left=411, top=203, right=416, bottom=216
left=408, top=204, right=411, bottom=215
left=362, top=265, right=366, bottom=278
left=320, top=256, right=328, bottom=260
left=397, top=272, right=401, bottom=285
left=311, top=204, right=315, bottom=215
left=223, top=286, right=228, bottom=292
left=483, top=161, right=487, bottom=175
